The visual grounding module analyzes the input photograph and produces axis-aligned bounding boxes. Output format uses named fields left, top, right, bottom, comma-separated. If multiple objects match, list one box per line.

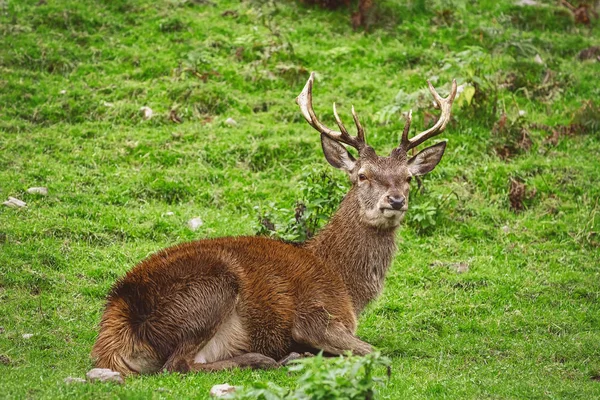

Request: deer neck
left=305, top=190, right=398, bottom=316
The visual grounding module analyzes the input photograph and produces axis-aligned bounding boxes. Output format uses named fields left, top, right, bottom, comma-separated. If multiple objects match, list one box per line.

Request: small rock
left=165, top=211, right=174, bottom=216
left=224, top=117, right=238, bottom=126
left=140, top=106, right=153, bottom=120
left=187, top=217, right=203, bottom=231
left=518, top=110, right=526, bottom=117
left=22, top=333, right=34, bottom=339
left=102, top=101, right=114, bottom=108
left=64, top=376, right=86, bottom=384
left=86, top=368, right=124, bottom=384
left=210, top=384, right=236, bottom=397
left=27, top=187, right=48, bottom=196
left=515, top=0, right=538, bottom=5
left=0, top=355, right=10, bottom=365
left=60, top=90, right=67, bottom=95
left=533, top=54, right=544, bottom=65
left=501, top=225, right=510, bottom=234
left=3, top=197, right=26, bottom=208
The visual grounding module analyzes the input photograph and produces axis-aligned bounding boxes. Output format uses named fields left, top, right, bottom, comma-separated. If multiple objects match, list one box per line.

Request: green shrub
left=231, top=352, right=391, bottom=400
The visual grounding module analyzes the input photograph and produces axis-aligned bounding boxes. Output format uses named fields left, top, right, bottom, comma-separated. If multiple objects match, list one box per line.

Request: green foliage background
left=0, top=0, right=599, bottom=398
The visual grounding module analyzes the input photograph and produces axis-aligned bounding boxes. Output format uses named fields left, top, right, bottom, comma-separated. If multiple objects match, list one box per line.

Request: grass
left=1, top=0, right=599, bottom=398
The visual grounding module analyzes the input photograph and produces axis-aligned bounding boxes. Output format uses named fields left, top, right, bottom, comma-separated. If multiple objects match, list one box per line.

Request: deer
left=91, top=72, right=457, bottom=375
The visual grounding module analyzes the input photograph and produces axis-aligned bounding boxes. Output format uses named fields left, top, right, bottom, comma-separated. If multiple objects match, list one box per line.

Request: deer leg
left=162, top=340, right=208, bottom=373
left=189, top=353, right=279, bottom=372
left=292, top=309, right=372, bottom=356
left=278, top=351, right=314, bottom=366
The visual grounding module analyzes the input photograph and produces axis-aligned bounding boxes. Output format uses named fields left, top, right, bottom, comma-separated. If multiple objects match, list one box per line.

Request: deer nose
left=387, top=195, right=406, bottom=210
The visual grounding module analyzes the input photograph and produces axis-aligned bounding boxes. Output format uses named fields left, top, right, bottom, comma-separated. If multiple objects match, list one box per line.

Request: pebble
left=3, top=197, right=26, bottom=208
left=27, top=187, right=48, bottom=196
left=210, top=384, right=236, bottom=397
left=140, top=106, right=153, bottom=120
left=22, top=333, right=34, bottom=339
left=187, top=217, right=203, bottom=231
left=86, top=368, right=124, bottom=384
left=224, top=117, right=237, bottom=126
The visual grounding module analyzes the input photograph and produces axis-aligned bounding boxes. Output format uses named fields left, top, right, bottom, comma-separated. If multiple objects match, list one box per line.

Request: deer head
left=296, top=72, right=457, bottom=230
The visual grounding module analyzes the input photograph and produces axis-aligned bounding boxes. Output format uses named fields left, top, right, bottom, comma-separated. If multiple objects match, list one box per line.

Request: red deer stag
left=92, top=72, right=457, bottom=375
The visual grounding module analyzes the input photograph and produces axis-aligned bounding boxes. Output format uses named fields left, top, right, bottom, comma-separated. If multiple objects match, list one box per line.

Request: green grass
left=1, top=0, right=599, bottom=398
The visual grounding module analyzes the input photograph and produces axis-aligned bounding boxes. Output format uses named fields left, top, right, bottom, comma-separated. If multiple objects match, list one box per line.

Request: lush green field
left=1, top=0, right=599, bottom=398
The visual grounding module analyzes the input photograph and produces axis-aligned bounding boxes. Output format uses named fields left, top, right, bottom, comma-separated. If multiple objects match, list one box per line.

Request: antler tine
left=405, top=79, right=457, bottom=150
left=296, top=72, right=366, bottom=150
left=333, top=102, right=349, bottom=136
left=400, top=109, right=413, bottom=148
left=351, top=106, right=365, bottom=143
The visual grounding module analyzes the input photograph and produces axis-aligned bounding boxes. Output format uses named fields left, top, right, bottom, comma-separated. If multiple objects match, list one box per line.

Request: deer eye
left=358, top=173, right=368, bottom=182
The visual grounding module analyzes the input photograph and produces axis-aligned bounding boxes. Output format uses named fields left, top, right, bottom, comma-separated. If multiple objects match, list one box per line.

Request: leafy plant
left=230, top=352, right=391, bottom=400
left=256, top=168, right=348, bottom=242
left=406, top=192, right=457, bottom=233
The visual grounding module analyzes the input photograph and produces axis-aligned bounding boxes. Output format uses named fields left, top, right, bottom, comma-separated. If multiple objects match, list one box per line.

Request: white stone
left=27, top=187, right=48, bottom=195
left=224, top=117, right=237, bottom=126
left=165, top=211, right=174, bottom=216
left=533, top=54, right=544, bottom=65
left=60, top=90, right=67, bottom=95
left=140, top=106, right=153, bottom=120
left=515, top=0, right=539, bottom=5
left=86, top=368, right=124, bottom=384
left=210, top=384, right=236, bottom=397
left=187, top=217, right=203, bottom=231
left=3, top=197, right=26, bottom=208
left=22, top=333, right=34, bottom=339
left=518, top=110, right=526, bottom=117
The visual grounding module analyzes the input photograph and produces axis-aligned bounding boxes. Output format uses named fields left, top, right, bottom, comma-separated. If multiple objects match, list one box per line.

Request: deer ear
left=408, top=141, right=446, bottom=176
left=321, top=134, right=356, bottom=172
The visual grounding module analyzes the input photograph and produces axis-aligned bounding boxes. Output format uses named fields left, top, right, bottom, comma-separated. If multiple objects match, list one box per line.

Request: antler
left=296, top=72, right=366, bottom=151
left=398, top=79, right=458, bottom=153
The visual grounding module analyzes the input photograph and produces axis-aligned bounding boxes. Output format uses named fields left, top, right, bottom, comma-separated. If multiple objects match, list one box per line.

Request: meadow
left=0, top=0, right=599, bottom=398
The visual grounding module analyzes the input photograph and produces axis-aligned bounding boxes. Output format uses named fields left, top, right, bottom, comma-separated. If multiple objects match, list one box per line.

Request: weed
left=231, top=352, right=391, bottom=399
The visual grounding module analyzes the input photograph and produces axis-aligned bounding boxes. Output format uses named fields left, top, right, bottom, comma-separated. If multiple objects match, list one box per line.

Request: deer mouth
left=380, top=208, right=407, bottom=218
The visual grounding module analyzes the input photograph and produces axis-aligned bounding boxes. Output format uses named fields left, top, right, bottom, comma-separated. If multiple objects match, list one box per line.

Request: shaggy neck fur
left=305, top=189, right=398, bottom=316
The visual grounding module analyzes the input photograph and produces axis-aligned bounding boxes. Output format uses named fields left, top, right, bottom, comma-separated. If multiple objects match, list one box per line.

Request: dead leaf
left=560, top=0, right=599, bottom=25
left=509, top=179, right=536, bottom=212
left=578, top=46, right=600, bottom=61
left=169, top=109, right=182, bottom=124
left=517, top=128, right=532, bottom=151
left=221, top=10, right=238, bottom=17
left=430, top=261, right=470, bottom=274
left=493, top=113, right=508, bottom=135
